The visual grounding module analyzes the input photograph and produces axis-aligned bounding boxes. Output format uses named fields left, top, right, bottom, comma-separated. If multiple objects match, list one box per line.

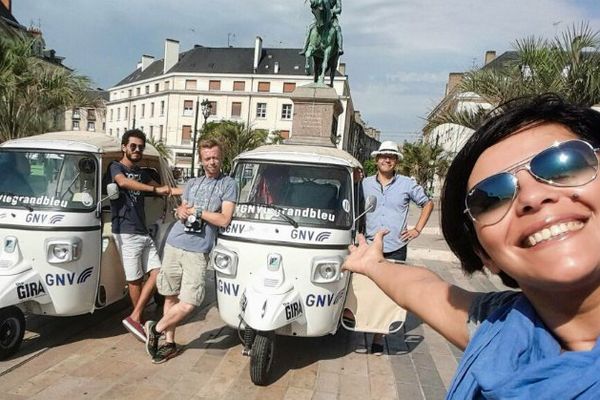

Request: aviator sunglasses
left=464, top=139, right=599, bottom=226
left=127, top=143, right=145, bottom=152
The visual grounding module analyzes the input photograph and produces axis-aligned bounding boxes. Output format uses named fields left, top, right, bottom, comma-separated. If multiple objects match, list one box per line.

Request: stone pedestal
left=287, top=83, right=343, bottom=147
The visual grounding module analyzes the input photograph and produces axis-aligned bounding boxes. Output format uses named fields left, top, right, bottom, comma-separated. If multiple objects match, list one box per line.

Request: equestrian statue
left=300, top=0, right=344, bottom=87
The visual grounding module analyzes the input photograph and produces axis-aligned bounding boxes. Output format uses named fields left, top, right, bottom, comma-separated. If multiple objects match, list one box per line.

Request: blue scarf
left=446, top=293, right=600, bottom=399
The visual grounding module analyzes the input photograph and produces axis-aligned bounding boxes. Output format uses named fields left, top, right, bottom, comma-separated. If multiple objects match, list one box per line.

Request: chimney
left=253, top=36, right=263, bottom=73
left=446, top=72, right=464, bottom=95
left=141, top=54, right=154, bottom=71
left=1, top=0, right=11, bottom=12
left=338, top=62, right=346, bottom=75
left=484, top=50, right=496, bottom=66
left=164, top=39, right=180, bottom=74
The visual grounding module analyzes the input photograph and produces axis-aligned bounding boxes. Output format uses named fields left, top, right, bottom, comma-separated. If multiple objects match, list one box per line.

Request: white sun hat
left=371, top=140, right=402, bottom=159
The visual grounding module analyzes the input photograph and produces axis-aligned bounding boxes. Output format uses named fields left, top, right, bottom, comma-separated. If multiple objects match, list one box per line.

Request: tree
left=146, top=136, right=172, bottom=162
left=425, top=22, right=600, bottom=134
left=199, top=121, right=269, bottom=172
left=397, top=141, right=451, bottom=194
left=0, top=36, right=92, bottom=142
left=362, top=158, right=377, bottom=176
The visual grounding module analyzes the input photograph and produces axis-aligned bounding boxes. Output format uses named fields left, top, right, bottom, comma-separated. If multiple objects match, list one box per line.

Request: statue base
left=287, top=83, right=343, bottom=147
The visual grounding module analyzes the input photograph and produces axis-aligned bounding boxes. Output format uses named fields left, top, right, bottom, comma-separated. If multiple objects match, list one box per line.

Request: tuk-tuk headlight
left=46, top=238, right=81, bottom=264
left=311, top=256, right=343, bottom=283
left=211, top=246, right=238, bottom=276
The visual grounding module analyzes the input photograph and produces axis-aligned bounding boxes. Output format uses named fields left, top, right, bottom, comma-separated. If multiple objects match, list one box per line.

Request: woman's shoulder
left=467, top=290, right=521, bottom=337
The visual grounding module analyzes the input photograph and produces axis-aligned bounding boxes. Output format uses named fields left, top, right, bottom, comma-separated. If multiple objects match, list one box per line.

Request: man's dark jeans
left=384, top=245, right=407, bottom=262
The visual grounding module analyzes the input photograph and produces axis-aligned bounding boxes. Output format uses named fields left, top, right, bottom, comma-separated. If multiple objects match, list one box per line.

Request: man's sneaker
left=122, top=316, right=146, bottom=342
left=152, top=342, right=179, bottom=364
left=145, top=320, right=159, bottom=358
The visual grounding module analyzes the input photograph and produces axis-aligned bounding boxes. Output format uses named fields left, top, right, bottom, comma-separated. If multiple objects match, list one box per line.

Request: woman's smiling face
left=468, top=122, right=600, bottom=293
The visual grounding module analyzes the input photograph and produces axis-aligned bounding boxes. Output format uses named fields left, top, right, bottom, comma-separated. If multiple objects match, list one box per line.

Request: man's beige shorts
left=157, top=244, right=209, bottom=306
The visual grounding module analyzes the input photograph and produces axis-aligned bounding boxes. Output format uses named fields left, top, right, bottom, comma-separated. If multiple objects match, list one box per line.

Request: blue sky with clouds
left=12, top=0, right=600, bottom=142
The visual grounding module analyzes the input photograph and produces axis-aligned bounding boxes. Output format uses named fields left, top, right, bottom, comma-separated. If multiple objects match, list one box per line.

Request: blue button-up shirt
left=362, top=174, right=430, bottom=253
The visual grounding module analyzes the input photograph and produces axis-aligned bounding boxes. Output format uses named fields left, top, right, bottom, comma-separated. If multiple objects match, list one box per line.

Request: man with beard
left=109, top=129, right=172, bottom=341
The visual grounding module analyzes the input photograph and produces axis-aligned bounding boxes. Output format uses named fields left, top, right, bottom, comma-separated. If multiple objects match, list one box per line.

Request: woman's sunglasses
left=464, top=139, right=599, bottom=226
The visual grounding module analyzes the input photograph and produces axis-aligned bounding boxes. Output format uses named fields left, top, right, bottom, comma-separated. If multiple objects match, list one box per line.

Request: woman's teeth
left=527, top=221, right=584, bottom=247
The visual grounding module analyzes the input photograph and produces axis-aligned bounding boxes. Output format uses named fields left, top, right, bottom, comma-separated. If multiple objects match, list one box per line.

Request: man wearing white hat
left=362, top=140, right=434, bottom=353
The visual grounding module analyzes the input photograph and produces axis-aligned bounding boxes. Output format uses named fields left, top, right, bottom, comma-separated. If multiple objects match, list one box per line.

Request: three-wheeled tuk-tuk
left=0, top=131, right=178, bottom=358
left=212, top=144, right=406, bottom=385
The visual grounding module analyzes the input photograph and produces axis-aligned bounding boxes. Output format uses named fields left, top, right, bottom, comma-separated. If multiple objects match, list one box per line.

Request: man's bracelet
left=152, top=186, right=156, bottom=193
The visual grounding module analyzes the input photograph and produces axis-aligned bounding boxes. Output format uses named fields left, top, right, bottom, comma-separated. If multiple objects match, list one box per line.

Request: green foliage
left=0, top=36, right=93, bottom=142
left=362, top=159, right=377, bottom=176
left=397, top=141, right=451, bottom=192
left=426, top=22, right=600, bottom=134
left=146, top=136, right=172, bottom=162
left=199, top=121, right=269, bottom=172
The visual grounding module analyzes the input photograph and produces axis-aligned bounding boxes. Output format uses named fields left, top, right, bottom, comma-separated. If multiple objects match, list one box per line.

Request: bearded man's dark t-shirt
left=109, top=162, right=151, bottom=234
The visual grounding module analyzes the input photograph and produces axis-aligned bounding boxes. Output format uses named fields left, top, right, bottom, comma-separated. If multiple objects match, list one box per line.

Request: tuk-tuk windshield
left=0, top=149, right=97, bottom=211
left=233, top=162, right=352, bottom=228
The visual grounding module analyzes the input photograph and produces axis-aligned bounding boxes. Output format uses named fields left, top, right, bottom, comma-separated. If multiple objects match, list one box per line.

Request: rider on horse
left=300, top=0, right=343, bottom=56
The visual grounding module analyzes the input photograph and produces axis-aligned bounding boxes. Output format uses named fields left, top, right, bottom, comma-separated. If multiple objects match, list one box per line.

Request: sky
left=12, top=0, right=600, bottom=142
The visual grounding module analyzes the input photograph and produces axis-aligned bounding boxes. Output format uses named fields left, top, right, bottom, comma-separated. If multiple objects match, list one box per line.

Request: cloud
left=12, top=0, right=600, bottom=139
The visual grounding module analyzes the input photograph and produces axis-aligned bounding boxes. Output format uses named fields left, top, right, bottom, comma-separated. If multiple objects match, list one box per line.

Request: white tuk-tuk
left=0, top=131, right=177, bottom=359
left=212, top=144, right=406, bottom=385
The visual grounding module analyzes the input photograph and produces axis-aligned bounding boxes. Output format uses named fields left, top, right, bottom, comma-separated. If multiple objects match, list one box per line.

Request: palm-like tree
left=425, top=22, right=600, bottom=134
left=146, top=136, right=173, bottom=162
left=200, top=121, right=269, bottom=172
left=398, top=141, right=451, bottom=193
left=0, top=36, right=92, bottom=142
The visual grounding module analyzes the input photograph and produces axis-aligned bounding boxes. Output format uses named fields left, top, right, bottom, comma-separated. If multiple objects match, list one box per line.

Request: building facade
left=64, top=89, right=109, bottom=133
left=106, top=37, right=368, bottom=169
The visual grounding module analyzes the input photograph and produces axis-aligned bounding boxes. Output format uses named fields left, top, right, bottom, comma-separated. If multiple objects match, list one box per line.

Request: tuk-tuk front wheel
left=0, top=306, right=25, bottom=360
left=250, top=331, right=275, bottom=386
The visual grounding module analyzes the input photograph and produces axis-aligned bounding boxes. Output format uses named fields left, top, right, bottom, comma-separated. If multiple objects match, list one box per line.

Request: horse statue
left=301, top=0, right=341, bottom=87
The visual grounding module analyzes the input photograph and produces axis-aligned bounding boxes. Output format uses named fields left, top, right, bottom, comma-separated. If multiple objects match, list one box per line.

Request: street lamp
left=190, top=98, right=212, bottom=178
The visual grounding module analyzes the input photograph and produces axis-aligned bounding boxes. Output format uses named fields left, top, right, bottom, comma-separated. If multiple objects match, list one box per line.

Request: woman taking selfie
left=344, top=94, right=600, bottom=398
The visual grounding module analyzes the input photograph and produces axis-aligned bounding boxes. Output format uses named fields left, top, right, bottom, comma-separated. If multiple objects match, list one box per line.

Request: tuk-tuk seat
left=342, top=272, right=407, bottom=334
left=287, top=182, right=338, bottom=209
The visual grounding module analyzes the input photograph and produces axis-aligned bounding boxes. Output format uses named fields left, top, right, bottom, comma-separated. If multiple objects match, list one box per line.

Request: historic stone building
left=106, top=37, right=373, bottom=169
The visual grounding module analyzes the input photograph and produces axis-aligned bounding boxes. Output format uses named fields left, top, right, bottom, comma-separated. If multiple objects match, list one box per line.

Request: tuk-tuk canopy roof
left=235, top=144, right=362, bottom=169
left=0, top=131, right=161, bottom=158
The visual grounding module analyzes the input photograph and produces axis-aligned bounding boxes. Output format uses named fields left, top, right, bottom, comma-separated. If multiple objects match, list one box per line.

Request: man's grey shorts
left=113, top=233, right=161, bottom=281
left=157, top=244, right=209, bottom=306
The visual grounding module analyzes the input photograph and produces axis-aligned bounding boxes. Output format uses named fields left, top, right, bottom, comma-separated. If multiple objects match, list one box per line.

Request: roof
left=235, top=144, right=361, bottom=168
left=0, top=131, right=161, bottom=157
left=116, top=46, right=341, bottom=86
left=482, top=51, right=518, bottom=70
left=0, top=2, right=19, bottom=26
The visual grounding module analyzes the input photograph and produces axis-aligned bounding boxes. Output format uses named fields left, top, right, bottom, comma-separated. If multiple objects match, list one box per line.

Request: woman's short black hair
left=441, top=93, right=600, bottom=288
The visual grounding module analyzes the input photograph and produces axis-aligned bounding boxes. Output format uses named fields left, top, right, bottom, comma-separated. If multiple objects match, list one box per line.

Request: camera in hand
left=184, top=214, right=205, bottom=233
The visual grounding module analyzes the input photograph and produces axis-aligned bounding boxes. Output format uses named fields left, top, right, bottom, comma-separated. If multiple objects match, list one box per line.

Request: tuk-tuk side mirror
left=106, top=183, right=119, bottom=200
left=364, top=195, right=377, bottom=214
left=95, top=183, right=119, bottom=218
left=353, top=195, right=377, bottom=224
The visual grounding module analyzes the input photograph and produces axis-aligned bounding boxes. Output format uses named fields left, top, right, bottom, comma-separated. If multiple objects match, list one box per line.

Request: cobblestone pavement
left=0, top=203, right=507, bottom=399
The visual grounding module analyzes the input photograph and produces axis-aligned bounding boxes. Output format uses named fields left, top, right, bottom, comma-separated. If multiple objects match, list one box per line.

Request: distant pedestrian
left=362, top=140, right=433, bottom=354
left=145, top=139, right=237, bottom=363
left=109, top=129, right=172, bottom=341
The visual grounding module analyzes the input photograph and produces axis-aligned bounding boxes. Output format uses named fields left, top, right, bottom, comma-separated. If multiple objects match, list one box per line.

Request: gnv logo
left=291, top=229, right=332, bottom=242
left=45, top=267, right=94, bottom=286
left=315, top=232, right=331, bottom=242
left=24, top=213, right=65, bottom=224
left=77, top=267, right=93, bottom=284
left=49, top=214, right=65, bottom=224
